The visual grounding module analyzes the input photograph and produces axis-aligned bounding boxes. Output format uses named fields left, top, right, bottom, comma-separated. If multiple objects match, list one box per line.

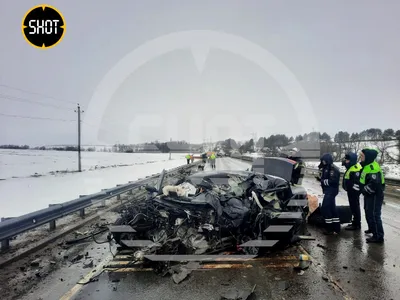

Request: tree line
left=0, top=145, right=97, bottom=152
left=218, top=128, right=400, bottom=163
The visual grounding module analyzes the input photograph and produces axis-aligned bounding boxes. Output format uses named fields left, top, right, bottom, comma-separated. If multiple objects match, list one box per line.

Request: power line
left=81, top=120, right=116, bottom=135
left=0, top=93, right=72, bottom=111
left=0, top=83, right=77, bottom=105
left=0, top=112, right=75, bottom=122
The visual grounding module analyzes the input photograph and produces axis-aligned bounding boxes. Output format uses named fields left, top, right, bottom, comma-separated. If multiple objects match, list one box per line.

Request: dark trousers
left=365, top=194, right=384, bottom=240
left=347, top=191, right=361, bottom=226
left=321, top=193, right=341, bottom=233
left=211, top=160, right=216, bottom=169
left=186, top=159, right=190, bottom=164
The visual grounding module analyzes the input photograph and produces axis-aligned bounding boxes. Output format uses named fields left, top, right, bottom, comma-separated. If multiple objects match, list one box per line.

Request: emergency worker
left=359, top=148, right=385, bottom=243
left=319, top=153, right=341, bottom=235
left=342, top=152, right=362, bottom=230
left=210, top=152, right=216, bottom=169
left=288, top=151, right=305, bottom=185
left=190, top=154, right=194, bottom=163
left=185, top=154, right=191, bottom=164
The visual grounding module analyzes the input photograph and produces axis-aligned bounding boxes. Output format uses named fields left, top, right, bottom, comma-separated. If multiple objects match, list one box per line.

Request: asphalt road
left=21, top=158, right=400, bottom=300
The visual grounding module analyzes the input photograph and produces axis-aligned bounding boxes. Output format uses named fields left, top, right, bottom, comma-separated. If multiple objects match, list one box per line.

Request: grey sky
left=1, top=0, right=399, bottom=146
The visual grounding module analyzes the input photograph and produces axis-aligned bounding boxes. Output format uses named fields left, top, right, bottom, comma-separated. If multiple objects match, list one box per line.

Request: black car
left=109, top=157, right=310, bottom=262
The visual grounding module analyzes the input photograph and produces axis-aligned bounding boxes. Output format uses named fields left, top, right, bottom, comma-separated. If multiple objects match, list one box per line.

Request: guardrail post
left=49, top=220, right=56, bottom=231
left=78, top=195, right=87, bottom=217
left=116, top=185, right=122, bottom=200
left=1, top=239, right=10, bottom=252
left=47, top=205, right=57, bottom=231
left=0, top=218, right=11, bottom=251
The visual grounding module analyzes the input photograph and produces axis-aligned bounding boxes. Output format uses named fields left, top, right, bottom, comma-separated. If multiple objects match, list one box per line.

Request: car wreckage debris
left=220, top=284, right=257, bottom=300
left=107, top=158, right=311, bottom=276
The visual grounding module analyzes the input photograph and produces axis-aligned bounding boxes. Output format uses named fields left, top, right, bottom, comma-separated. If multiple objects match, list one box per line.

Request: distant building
left=135, top=144, right=161, bottom=152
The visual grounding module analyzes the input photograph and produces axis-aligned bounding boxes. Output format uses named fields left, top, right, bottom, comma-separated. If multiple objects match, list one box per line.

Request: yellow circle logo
left=22, top=4, right=66, bottom=49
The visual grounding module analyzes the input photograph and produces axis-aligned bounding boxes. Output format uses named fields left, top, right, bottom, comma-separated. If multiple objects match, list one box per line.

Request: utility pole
left=75, top=104, right=84, bottom=172
left=169, top=137, right=172, bottom=160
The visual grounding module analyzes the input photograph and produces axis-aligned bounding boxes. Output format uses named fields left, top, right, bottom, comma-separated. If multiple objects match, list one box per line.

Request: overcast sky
left=1, top=0, right=399, bottom=146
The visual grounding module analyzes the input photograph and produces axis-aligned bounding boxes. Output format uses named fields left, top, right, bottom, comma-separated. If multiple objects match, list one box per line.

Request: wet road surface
left=21, top=158, right=400, bottom=300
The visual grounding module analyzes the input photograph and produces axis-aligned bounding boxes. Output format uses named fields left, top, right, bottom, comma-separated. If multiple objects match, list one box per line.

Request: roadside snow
left=0, top=159, right=187, bottom=218
left=305, top=161, right=400, bottom=180
left=0, top=150, right=184, bottom=180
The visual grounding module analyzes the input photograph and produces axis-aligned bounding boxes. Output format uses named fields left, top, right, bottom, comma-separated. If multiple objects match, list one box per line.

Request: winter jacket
left=320, top=153, right=340, bottom=195
left=342, top=152, right=362, bottom=193
left=360, top=149, right=385, bottom=199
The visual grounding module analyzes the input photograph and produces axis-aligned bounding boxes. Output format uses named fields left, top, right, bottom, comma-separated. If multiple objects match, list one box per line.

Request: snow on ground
left=305, top=161, right=400, bottom=180
left=242, top=152, right=265, bottom=158
left=0, top=150, right=185, bottom=180
left=0, top=158, right=189, bottom=218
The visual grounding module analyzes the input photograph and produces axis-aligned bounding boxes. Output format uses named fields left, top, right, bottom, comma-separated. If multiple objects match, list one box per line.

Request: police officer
left=342, top=152, right=362, bottom=230
left=185, top=154, right=191, bottom=164
left=359, top=148, right=385, bottom=243
left=319, top=153, right=341, bottom=235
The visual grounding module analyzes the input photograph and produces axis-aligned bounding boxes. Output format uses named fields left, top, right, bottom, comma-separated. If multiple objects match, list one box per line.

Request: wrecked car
left=108, top=157, right=310, bottom=262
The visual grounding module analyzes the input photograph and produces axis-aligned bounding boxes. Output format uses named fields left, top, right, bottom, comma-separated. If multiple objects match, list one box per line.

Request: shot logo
left=22, top=5, right=65, bottom=49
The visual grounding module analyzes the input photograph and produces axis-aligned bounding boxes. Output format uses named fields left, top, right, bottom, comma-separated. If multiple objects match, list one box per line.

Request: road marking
left=60, top=254, right=113, bottom=300
left=298, top=245, right=353, bottom=300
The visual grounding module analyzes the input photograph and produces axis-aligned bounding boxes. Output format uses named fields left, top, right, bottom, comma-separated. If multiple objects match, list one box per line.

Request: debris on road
left=294, top=254, right=311, bottom=270
left=220, top=284, right=256, bottom=300
left=278, top=280, right=290, bottom=291
left=316, top=244, right=327, bottom=250
left=172, top=267, right=192, bottom=284
left=71, top=254, right=84, bottom=263
left=359, top=267, right=366, bottom=272
left=30, top=259, right=41, bottom=267
left=83, top=259, right=94, bottom=269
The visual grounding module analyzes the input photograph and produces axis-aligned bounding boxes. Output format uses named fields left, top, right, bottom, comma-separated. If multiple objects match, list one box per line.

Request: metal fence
left=0, top=162, right=200, bottom=251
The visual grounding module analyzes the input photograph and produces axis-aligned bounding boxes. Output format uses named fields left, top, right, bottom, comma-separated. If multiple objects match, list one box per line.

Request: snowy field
left=0, top=149, right=185, bottom=180
left=305, top=161, right=400, bottom=180
left=0, top=151, right=188, bottom=218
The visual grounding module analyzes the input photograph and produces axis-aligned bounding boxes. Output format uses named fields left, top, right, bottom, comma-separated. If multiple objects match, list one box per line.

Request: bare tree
left=374, top=140, right=392, bottom=164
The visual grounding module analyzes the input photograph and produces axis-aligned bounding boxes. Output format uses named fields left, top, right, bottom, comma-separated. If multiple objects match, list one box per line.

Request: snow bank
left=305, top=161, right=400, bottom=180
left=0, top=150, right=185, bottom=180
left=0, top=159, right=187, bottom=218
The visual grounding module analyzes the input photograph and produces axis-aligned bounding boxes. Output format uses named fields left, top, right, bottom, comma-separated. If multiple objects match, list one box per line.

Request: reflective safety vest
left=344, top=163, right=362, bottom=180
left=185, top=154, right=191, bottom=159
left=210, top=154, right=216, bottom=160
left=360, top=161, right=385, bottom=185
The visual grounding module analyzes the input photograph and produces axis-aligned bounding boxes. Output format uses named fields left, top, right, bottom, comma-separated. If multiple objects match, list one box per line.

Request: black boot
left=345, top=224, right=361, bottom=231
left=323, top=231, right=339, bottom=236
left=364, top=229, right=372, bottom=234
left=366, top=237, right=384, bottom=243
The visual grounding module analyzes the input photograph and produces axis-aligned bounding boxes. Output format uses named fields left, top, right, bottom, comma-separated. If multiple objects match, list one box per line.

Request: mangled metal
left=109, top=158, right=310, bottom=264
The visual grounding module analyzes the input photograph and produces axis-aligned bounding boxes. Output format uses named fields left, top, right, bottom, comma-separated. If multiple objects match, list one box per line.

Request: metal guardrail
left=0, top=162, right=200, bottom=251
